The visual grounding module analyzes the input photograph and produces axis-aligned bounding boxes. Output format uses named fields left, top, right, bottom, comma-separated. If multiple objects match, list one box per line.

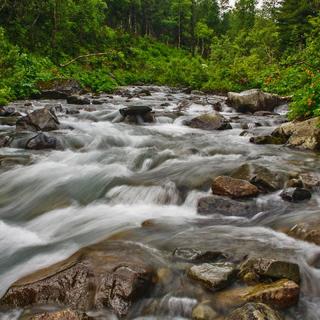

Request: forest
left=0, top=0, right=319, bottom=119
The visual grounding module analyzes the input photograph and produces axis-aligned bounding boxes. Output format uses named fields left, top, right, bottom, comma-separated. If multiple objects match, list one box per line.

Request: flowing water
left=0, top=86, right=320, bottom=319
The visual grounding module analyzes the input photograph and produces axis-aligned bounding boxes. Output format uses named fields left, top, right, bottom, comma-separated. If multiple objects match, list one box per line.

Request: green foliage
left=0, top=0, right=319, bottom=120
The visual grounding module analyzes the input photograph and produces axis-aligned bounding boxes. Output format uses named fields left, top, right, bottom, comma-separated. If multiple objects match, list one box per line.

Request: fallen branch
left=59, top=52, right=109, bottom=67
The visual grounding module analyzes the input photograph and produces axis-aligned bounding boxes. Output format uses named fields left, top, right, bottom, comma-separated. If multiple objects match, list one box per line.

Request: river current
left=0, top=86, right=319, bottom=319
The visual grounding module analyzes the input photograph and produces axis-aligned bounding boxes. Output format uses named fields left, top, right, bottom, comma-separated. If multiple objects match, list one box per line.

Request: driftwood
left=59, top=53, right=109, bottom=67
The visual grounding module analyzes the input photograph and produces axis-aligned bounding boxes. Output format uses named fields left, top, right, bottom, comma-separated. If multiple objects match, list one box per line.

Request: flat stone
left=187, top=263, right=236, bottom=291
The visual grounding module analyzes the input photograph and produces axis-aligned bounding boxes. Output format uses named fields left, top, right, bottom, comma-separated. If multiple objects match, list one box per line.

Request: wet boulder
left=173, top=248, right=227, bottom=263
left=37, top=79, right=81, bottom=99
left=212, top=176, right=259, bottom=199
left=16, top=108, right=60, bottom=132
left=227, top=89, right=284, bottom=113
left=231, top=164, right=288, bottom=192
left=187, top=262, right=236, bottom=291
left=119, top=106, right=155, bottom=124
left=272, top=117, right=320, bottom=151
left=239, top=258, right=300, bottom=284
left=226, top=303, right=283, bottom=320
left=67, top=95, right=90, bottom=105
left=286, top=223, right=320, bottom=245
left=280, top=188, right=312, bottom=202
left=197, top=195, right=260, bottom=217
left=25, top=133, right=59, bottom=150
left=0, top=241, right=157, bottom=318
left=186, top=113, right=232, bottom=131
left=213, top=279, right=299, bottom=311
left=28, top=309, right=92, bottom=320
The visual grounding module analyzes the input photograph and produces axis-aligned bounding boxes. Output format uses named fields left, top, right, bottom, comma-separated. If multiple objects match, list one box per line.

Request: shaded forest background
left=0, top=0, right=319, bottom=119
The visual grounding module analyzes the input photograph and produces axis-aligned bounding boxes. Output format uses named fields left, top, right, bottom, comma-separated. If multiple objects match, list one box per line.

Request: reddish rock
left=212, top=176, right=259, bottom=199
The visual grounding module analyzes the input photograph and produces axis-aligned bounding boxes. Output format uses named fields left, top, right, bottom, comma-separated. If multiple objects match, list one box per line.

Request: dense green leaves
left=0, top=0, right=319, bottom=119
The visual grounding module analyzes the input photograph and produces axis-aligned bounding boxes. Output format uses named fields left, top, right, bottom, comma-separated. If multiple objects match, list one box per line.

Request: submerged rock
left=186, top=113, right=232, bottom=130
left=226, top=303, right=283, bottom=320
left=197, top=195, right=259, bottom=217
left=227, top=89, right=284, bottom=113
left=187, top=262, right=236, bottom=291
left=16, top=108, right=60, bottom=132
left=173, top=248, right=226, bottom=263
left=280, top=188, right=312, bottom=202
left=25, top=133, right=59, bottom=150
left=0, top=241, right=156, bottom=317
left=239, top=258, right=300, bottom=284
left=67, top=95, right=90, bottom=105
left=213, top=279, right=299, bottom=311
left=212, top=176, right=259, bottom=199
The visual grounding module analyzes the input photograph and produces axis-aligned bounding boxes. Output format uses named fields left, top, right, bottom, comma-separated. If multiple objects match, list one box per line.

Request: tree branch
left=59, top=52, right=110, bottom=67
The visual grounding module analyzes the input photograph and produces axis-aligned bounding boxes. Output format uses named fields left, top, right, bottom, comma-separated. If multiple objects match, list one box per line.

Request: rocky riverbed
left=0, top=86, right=320, bottom=320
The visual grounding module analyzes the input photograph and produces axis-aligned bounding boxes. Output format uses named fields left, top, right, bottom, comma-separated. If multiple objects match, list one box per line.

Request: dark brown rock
left=67, top=96, right=90, bottom=105
left=187, top=113, right=232, bottom=130
left=37, top=79, right=81, bottom=99
left=212, top=176, right=259, bottom=199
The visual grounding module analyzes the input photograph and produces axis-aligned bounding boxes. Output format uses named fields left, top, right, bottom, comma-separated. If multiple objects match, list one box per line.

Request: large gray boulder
left=16, top=108, right=60, bottom=132
left=273, top=117, right=320, bottom=151
left=227, top=89, right=284, bottom=113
